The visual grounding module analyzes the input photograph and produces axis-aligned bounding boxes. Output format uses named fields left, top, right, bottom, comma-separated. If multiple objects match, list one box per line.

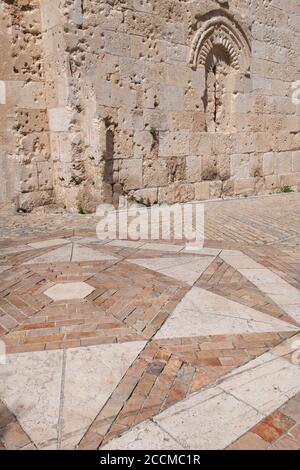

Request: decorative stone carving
left=189, top=12, right=251, bottom=74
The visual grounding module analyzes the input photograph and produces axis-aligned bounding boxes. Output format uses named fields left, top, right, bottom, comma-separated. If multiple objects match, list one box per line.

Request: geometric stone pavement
left=1, top=229, right=300, bottom=450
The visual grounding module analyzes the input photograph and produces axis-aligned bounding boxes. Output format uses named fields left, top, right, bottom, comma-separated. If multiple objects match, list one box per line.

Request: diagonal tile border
left=61, top=341, right=146, bottom=449
left=78, top=331, right=293, bottom=450
left=220, top=250, right=300, bottom=324
left=102, top=335, right=300, bottom=451
left=196, top=256, right=296, bottom=325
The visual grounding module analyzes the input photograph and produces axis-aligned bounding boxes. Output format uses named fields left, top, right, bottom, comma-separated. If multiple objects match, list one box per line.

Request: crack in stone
left=57, top=349, right=67, bottom=450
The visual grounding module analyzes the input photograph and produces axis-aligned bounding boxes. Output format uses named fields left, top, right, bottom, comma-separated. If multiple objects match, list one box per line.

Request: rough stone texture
left=0, top=0, right=300, bottom=212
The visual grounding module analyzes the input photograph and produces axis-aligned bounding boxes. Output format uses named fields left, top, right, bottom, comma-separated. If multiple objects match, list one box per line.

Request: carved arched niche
left=190, top=12, right=251, bottom=133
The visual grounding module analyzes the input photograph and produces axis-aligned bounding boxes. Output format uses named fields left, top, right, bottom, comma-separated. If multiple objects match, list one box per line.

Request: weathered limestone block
left=159, top=85, right=185, bottom=112
left=48, top=107, right=72, bottom=133
left=114, top=131, right=134, bottom=159
left=133, top=131, right=153, bottom=159
left=263, top=153, right=274, bottom=176
left=234, top=178, right=256, bottom=196
left=16, top=110, right=48, bottom=134
left=133, top=188, right=158, bottom=205
left=186, top=156, right=202, bottom=183
left=190, top=133, right=213, bottom=156
left=5, top=81, right=45, bottom=109
left=292, top=152, right=300, bottom=172
left=119, top=159, right=143, bottom=191
left=265, top=175, right=279, bottom=191
left=209, top=180, right=223, bottom=199
left=37, top=161, right=53, bottom=190
left=143, top=109, right=168, bottom=131
left=280, top=173, right=300, bottom=188
left=104, top=31, right=131, bottom=57
left=274, top=152, right=293, bottom=175
left=18, top=190, right=54, bottom=212
left=20, top=164, right=38, bottom=193
left=143, top=159, right=168, bottom=187
left=168, top=111, right=206, bottom=132
left=159, top=131, right=190, bottom=157
left=195, top=181, right=210, bottom=200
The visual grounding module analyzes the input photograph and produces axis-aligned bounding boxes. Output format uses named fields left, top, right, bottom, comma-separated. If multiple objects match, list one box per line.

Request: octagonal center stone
left=44, top=282, right=95, bottom=301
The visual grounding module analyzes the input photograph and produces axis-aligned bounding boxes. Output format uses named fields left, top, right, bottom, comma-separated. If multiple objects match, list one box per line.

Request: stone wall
left=1, top=0, right=300, bottom=211
left=0, top=0, right=53, bottom=211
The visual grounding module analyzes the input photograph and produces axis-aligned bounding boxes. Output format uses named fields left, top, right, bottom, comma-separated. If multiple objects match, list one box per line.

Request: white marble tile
left=23, top=243, right=117, bottom=265
left=0, top=265, right=12, bottom=273
left=129, top=256, right=214, bottom=285
left=268, top=332, right=300, bottom=358
left=70, top=237, right=108, bottom=244
left=28, top=239, right=70, bottom=249
left=72, top=244, right=117, bottom=262
left=183, top=247, right=221, bottom=256
left=154, top=388, right=263, bottom=450
left=23, top=244, right=72, bottom=264
left=0, top=349, right=63, bottom=449
left=44, top=282, right=95, bottom=301
left=102, top=421, right=183, bottom=450
left=220, top=352, right=300, bottom=415
left=107, top=240, right=145, bottom=249
left=0, top=245, right=33, bottom=256
left=62, top=341, right=146, bottom=449
left=220, top=250, right=263, bottom=269
left=141, top=243, right=184, bottom=253
left=155, top=287, right=298, bottom=339
left=279, top=304, right=300, bottom=324
left=239, top=268, right=280, bottom=284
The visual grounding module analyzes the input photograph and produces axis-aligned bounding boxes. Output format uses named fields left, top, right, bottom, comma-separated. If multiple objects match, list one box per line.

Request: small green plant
left=149, top=127, right=158, bottom=138
left=78, top=205, right=86, bottom=214
left=281, top=185, right=294, bottom=193
left=137, top=197, right=151, bottom=207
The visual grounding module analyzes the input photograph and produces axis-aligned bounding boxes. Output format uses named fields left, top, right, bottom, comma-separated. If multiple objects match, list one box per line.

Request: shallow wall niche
left=190, top=11, right=251, bottom=133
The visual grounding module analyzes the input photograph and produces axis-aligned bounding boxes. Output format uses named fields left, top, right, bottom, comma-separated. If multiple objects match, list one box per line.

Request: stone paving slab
left=1, top=195, right=300, bottom=450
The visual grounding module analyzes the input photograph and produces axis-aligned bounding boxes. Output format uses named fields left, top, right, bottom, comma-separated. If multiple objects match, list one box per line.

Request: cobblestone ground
left=1, top=193, right=300, bottom=450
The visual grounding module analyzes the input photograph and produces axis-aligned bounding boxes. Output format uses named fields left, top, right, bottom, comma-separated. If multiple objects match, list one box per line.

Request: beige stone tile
left=155, top=287, right=298, bottom=339
left=72, top=244, right=118, bottom=262
left=141, top=243, right=184, bottom=253
left=44, top=282, right=95, bottom=301
left=62, top=341, right=146, bottom=449
left=220, top=352, right=300, bottom=415
left=0, top=245, right=33, bottom=256
left=28, top=239, right=70, bottom=249
left=154, top=388, right=263, bottom=450
left=129, top=256, right=214, bottom=285
left=220, top=251, right=263, bottom=269
left=102, top=420, right=183, bottom=450
left=23, top=244, right=72, bottom=264
left=0, top=349, right=63, bottom=449
left=0, top=266, right=12, bottom=273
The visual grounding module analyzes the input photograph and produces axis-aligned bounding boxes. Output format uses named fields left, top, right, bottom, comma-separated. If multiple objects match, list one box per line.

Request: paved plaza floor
left=1, top=193, right=300, bottom=450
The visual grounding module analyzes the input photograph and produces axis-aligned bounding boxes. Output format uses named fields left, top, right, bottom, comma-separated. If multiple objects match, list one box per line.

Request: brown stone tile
left=227, top=432, right=269, bottom=450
